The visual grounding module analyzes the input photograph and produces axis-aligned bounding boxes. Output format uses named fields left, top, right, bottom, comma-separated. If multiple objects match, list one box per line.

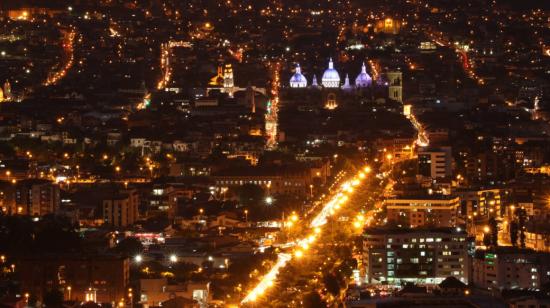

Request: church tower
left=223, top=64, right=234, bottom=88
left=387, top=71, right=402, bottom=103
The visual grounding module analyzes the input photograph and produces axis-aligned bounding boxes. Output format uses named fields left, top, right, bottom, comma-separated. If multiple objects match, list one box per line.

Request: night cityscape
left=0, top=0, right=548, bottom=307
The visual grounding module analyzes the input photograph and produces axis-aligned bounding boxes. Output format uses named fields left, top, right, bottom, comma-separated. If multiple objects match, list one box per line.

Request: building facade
left=385, top=195, right=460, bottom=228
left=363, top=227, right=471, bottom=285
left=473, top=248, right=550, bottom=290
left=0, top=179, right=60, bottom=216
left=18, top=254, right=129, bottom=304
left=418, top=147, right=452, bottom=179
left=102, top=189, right=139, bottom=227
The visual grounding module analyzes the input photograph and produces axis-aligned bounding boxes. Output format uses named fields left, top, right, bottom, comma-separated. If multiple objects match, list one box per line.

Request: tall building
left=418, top=146, right=453, bottom=179
left=384, top=195, right=460, bottom=228
left=0, top=179, right=60, bottom=216
left=387, top=71, right=402, bottom=103
left=321, top=58, right=341, bottom=88
left=223, top=64, right=234, bottom=89
left=102, top=189, right=139, bottom=227
left=363, top=227, right=471, bottom=285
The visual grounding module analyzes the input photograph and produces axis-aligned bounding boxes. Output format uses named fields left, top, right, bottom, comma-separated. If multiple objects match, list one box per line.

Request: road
left=44, top=28, right=76, bottom=86
left=408, top=113, right=429, bottom=147
left=241, top=165, right=373, bottom=304
left=265, top=61, right=281, bottom=149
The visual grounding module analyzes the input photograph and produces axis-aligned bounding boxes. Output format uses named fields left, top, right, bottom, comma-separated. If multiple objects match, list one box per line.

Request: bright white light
left=265, top=196, right=273, bottom=205
left=169, top=254, right=177, bottom=262
left=134, top=255, right=143, bottom=263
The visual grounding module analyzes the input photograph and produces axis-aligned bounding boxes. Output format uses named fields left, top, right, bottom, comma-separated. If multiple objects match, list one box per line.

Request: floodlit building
left=288, top=60, right=376, bottom=90
left=289, top=64, right=307, bottom=88
left=355, top=62, right=373, bottom=88
left=321, top=58, right=341, bottom=88
left=363, top=227, right=471, bottom=285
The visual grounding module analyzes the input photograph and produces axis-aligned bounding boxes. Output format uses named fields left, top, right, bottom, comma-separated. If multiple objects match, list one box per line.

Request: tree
left=518, top=208, right=527, bottom=249
left=303, top=291, right=326, bottom=308
left=489, top=217, right=498, bottom=247
left=323, top=273, right=340, bottom=296
left=483, top=233, right=492, bottom=247
left=236, top=184, right=264, bottom=207
left=43, top=289, right=63, bottom=307
left=0, top=214, right=81, bottom=255
left=114, top=237, right=143, bottom=256
left=510, top=220, right=518, bottom=247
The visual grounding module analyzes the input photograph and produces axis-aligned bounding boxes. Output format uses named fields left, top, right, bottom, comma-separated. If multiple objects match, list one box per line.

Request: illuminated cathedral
left=288, top=59, right=373, bottom=90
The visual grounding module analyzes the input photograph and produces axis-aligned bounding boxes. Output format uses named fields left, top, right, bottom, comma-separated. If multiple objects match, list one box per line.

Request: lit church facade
left=289, top=59, right=373, bottom=90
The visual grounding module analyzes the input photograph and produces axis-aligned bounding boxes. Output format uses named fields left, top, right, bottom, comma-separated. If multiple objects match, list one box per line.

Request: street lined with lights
left=44, top=29, right=76, bottom=86
left=241, top=165, right=372, bottom=304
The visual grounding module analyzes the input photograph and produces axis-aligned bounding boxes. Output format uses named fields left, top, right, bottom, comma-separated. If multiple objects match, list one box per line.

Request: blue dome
left=355, top=62, right=372, bottom=87
left=289, top=64, right=307, bottom=88
left=322, top=58, right=340, bottom=88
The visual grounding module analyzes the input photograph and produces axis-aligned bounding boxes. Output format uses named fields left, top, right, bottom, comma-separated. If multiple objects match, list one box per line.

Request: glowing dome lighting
left=322, top=58, right=340, bottom=88
left=355, top=62, right=372, bottom=87
left=289, top=64, right=307, bottom=88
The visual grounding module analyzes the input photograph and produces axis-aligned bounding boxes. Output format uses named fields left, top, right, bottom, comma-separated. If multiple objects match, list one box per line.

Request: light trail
left=157, top=40, right=192, bottom=90
left=241, top=253, right=291, bottom=303
left=367, top=59, right=380, bottom=82
left=241, top=165, right=372, bottom=305
left=408, top=113, right=429, bottom=147
left=425, top=31, right=484, bottom=85
left=265, top=61, right=280, bottom=149
left=44, top=29, right=76, bottom=86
